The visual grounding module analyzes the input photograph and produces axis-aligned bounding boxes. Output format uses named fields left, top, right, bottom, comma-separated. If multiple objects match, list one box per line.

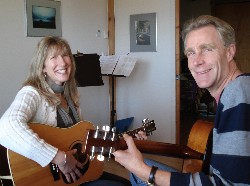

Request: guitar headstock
left=85, top=118, right=156, bottom=161
left=117, top=118, right=156, bottom=138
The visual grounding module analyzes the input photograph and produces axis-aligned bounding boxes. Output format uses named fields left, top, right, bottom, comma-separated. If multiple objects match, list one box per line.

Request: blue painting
left=32, top=5, right=56, bottom=29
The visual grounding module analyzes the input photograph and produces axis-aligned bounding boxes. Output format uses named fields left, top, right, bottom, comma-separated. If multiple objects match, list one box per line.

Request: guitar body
left=182, top=120, right=213, bottom=173
left=7, top=121, right=103, bottom=186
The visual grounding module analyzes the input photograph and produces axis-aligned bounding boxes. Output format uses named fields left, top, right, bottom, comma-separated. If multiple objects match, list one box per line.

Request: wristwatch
left=147, top=166, right=158, bottom=186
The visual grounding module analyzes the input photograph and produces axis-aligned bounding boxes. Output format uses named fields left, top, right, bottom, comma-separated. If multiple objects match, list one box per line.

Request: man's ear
left=227, top=44, right=236, bottom=61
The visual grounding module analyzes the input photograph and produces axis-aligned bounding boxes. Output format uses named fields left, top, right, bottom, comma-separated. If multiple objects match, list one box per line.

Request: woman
left=0, top=36, right=143, bottom=185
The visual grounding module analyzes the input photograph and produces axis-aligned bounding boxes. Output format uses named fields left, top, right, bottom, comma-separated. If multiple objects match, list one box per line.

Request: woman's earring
left=44, top=72, right=47, bottom=78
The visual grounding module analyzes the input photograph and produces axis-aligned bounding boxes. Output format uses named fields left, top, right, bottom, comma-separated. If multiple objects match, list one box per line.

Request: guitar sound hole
left=62, top=143, right=90, bottom=184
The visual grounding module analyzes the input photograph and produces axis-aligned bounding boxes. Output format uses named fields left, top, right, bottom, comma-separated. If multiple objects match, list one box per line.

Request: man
left=113, top=15, right=250, bottom=185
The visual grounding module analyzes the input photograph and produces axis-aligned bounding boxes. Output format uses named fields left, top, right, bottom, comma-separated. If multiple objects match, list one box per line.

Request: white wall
left=60, top=0, right=110, bottom=126
left=0, top=0, right=176, bottom=143
left=115, top=0, right=176, bottom=143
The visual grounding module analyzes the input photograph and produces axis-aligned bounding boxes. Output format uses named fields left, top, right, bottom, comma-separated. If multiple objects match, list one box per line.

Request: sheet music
left=113, top=55, right=137, bottom=76
left=99, top=54, right=137, bottom=76
left=99, top=55, right=119, bottom=75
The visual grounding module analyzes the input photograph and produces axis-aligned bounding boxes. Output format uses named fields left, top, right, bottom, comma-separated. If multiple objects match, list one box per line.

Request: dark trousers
left=81, top=172, right=131, bottom=186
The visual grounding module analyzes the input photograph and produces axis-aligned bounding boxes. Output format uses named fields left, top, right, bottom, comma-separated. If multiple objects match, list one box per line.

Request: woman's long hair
left=23, top=36, right=79, bottom=107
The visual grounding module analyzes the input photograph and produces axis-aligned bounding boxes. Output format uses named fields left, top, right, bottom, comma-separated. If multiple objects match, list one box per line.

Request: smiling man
left=113, top=15, right=250, bottom=186
left=184, top=22, right=241, bottom=104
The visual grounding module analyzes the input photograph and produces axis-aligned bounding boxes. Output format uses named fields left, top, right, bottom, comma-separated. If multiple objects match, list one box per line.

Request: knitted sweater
left=171, top=74, right=250, bottom=185
left=0, top=86, right=80, bottom=167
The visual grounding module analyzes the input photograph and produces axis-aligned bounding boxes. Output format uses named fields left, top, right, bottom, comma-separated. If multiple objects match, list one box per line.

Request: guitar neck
left=117, top=139, right=204, bottom=160
left=117, top=126, right=153, bottom=138
left=87, top=121, right=202, bottom=160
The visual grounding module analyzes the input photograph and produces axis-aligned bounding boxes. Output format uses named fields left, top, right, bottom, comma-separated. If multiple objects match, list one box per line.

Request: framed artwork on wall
left=25, top=0, right=62, bottom=37
left=130, top=13, right=157, bottom=52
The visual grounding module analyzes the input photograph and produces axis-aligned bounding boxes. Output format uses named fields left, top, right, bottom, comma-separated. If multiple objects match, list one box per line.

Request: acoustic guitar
left=0, top=119, right=213, bottom=186
left=0, top=119, right=156, bottom=186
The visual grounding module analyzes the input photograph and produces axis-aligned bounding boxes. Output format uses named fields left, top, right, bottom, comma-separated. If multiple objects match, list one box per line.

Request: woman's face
left=43, top=49, right=72, bottom=85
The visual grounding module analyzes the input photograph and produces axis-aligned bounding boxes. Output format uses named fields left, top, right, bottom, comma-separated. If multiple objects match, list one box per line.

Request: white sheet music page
left=99, top=55, right=119, bottom=75
left=113, top=55, right=137, bottom=76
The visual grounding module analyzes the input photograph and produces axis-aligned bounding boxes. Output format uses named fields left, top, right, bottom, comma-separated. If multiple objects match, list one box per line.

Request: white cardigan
left=0, top=86, right=78, bottom=167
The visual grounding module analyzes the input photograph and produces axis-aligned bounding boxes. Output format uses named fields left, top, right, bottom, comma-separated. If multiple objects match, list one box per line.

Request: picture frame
left=130, top=13, right=157, bottom=52
left=25, top=0, right=62, bottom=37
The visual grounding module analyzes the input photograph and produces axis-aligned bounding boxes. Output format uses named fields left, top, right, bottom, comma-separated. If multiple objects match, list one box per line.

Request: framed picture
left=25, top=0, right=62, bottom=37
left=130, top=13, right=157, bottom=52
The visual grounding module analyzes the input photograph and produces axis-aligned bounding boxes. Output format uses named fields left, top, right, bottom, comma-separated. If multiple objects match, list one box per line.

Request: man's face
left=184, top=25, right=230, bottom=92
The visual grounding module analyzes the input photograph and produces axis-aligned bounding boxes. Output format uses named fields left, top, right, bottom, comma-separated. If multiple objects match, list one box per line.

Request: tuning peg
left=111, top=127, right=116, bottom=141
left=94, top=126, right=100, bottom=138
left=108, top=147, right=114, bottom=160
left=142, top=118, right=150, bottom=124
left=97, top=147, right=105, bottom=161
left=102, top=125, right=110, bottom=140
left=90, top=146, right=95, bottom=160
left=102, top=125, right=110, bottom=132
left=111, top=127, right=116, bottom=133
left=97, top=155, right=104, bottom=161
